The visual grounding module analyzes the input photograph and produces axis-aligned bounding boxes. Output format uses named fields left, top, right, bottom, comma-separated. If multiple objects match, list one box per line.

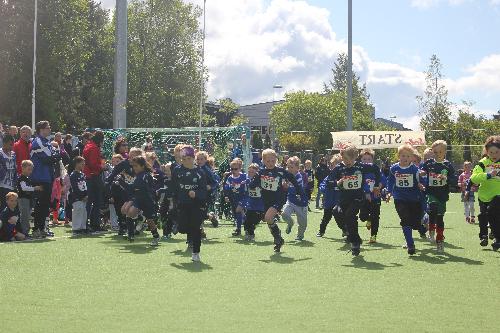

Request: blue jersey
left=420, top=159, right=456, bottom=202
left=224, top=173, right=248, bottom=204
left=131, top=171, right=157, bottom=219
left=172, top=165, right=208, bottom=204
left=387, top=163, right=422, bottom=202
left=246, top=178, right=264, bottom=212
left=362, top=165, right=386, bottom=202
left=286, top=173, right=308, bottom=207
left=319, top=175, right=340, bottom=209
left=70, top=171, right=88, bottom=201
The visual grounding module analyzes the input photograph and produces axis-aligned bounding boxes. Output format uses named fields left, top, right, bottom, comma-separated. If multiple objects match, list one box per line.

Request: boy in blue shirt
left=244, top=163, right=264, bottom=241
left=386, top=145, right=425, bottom=255
left=282, top=156, right=309, bottom=241
left=317, top=155, right=344, bottom=238
left=224, top=159, right=248, bottom=236
left=359, top=149, right=386, bottom=244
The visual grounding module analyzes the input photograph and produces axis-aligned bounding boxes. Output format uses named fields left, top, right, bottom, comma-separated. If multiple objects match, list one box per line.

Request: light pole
left=198, top=0, right=207, bottom=149
left=113, top=0, right=128, bottom=129
left=31, top=0, right=38, bottom=130
left=346, top=0, right=353, bottom=131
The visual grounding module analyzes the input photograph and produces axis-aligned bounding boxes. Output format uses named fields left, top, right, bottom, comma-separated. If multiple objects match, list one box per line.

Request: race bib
left=342, top=174, right=362, bottom=190
left=77, top=180, right=87, bottom=192
left=232, top=182, right=242, bottom=193
left=395, top=173, right=414, bottom=188
left=429, top=172, right=447, bottom=187
left=261, top=175, right=279, bottom=191
left=249, top=188, right=261, bottom=198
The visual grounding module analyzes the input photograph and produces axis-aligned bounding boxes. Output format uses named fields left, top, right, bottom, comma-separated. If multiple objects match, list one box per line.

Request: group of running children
left=1, top=135, right=499, bottom=262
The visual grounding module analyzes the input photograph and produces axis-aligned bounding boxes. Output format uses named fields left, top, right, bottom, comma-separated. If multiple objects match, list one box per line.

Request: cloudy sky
left=101, top=0, right=500, bottom=129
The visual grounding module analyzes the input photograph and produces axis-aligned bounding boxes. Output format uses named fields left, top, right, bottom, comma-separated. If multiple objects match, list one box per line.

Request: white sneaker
left=436, top=240, right=444, bottom=253
left=191, top=253, right=201, bottom=262
left=150, top=237, right=160, bottom=247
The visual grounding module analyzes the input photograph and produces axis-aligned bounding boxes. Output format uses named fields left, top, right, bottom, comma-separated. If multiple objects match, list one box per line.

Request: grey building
left=236, top=101, right=283, bottom=134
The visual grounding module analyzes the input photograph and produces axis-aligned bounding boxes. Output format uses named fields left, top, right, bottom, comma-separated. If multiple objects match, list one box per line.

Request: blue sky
left=101, top=0, right=500, bottom=128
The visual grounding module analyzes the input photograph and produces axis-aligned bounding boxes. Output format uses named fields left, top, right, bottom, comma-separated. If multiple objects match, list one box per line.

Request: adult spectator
left=0, top=135, right=17, bottom=210
left=73, top=132, right=91, bottom=158
left=114, top=138, right=129, bottom=159
left=13, top=126, right=32, bottom=175
left=30, top=121, right=60, bottom=238
left=314, top=157, right=329, bottom=209
left=83, top=131, right=105, bottom=232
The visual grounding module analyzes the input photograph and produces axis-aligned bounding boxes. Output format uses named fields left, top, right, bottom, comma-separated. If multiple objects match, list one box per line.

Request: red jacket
left=12, top=139, right=31, bottom=175
left=83, top=141, right=103, bottom=178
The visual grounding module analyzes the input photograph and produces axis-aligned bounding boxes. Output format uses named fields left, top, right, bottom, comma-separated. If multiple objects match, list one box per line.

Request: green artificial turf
left=1, top=193, right=498, bottom=333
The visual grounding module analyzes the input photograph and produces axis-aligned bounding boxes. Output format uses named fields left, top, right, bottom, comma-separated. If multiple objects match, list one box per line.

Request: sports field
left=1, top=193, right=498, bottom=333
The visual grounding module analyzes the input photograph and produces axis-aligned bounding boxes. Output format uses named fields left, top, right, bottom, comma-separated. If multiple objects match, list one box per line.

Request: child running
left=470, top=135, right=500, bottom=250
left=329, top=145, right=381, bottom=256
left=420, top=140, right=457, bottom=253
left=282, top=156, right=309, bottom=241
left=249, top=149, right=304, bottom=252
left=223, top=159, right=248, bottom=236
left=458, top=161, right=476, bottom=224
left=358, top=148, right=385, bottom=244
left=172, top=145, right=208, bottom=262
left=386, top=145, right=425, bottom=255
left=122, top=156, right=160, bottom=245
left=244, top=163, right=264, bottom=241
left=304, top=160, right=314, bottom=212
left=316, top=155, right=344, bottom=238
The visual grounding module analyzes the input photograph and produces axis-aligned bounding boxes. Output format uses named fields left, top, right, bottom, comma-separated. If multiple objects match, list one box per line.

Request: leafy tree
left=251, top=132, right=263, bottom=149
left=279, top=133, right=315, bottom=152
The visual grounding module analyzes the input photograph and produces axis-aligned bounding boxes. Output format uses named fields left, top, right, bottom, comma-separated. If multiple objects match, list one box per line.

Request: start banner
left=331, top=131, right=426, bottom=150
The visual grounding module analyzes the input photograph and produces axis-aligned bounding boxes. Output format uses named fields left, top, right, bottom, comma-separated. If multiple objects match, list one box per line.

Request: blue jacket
left=320, top=175, right=340, bottom=209
left=30, top=136, right=58, bottom=183
left=286, top=172, right=308, bottom=207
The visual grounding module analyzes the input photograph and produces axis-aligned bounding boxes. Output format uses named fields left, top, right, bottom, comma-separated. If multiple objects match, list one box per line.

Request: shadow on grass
left=289, top=240, right=315, bottom=247
left=233, top=239, right=275, bottom=247
left=170, top=249, right=192, bottom=258
left=342, top=256, right=403, bottom=270
left=259, top=254, right=313, bottom=264
left=409, top=248, right=484, bottom=265
left=366, top=242, right=399, bottom=250
left=99, top=238, right=160, bottom=254
left=170, top=262, right=213, bottom=272
left=202, top=237, right=224, bottom=245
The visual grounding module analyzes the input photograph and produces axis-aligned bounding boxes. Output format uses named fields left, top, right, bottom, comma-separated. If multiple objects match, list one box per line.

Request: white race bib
left=395, top=173, right=414, bottom=188
left=429, top=172, right=447, bottom=187
left=308, top=175, right=313, bottom=182
left=261, top=175, right=279, bottom=191
left=249, top=188, right=261, bottom=198
left=77, top=180, right=87, bottom=192
left=342, top=174, right=362, bottom=190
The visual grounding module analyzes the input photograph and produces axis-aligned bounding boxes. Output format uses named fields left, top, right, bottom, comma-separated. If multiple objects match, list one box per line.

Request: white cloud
left=410, top=0, right=469, bottom=9
left=99, top=0, right=499, bottom=124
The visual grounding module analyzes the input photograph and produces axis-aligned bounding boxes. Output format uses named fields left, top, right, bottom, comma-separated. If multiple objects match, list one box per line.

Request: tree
left=324, top=53, right=375, bottom=119
left=417, top=55, right=453, bottom=139
left=127, top=0, right=204, bottom=128
left=280, top=133, right=315, bottom=152
left=270, top=91, right=375, bottom=152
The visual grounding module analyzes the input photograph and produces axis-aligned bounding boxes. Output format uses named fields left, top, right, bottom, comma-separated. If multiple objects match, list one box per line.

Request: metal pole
left=31, top=0, right=38, bottom=130
left=346, top=0, right=353, bottom=131
left=113, top=0, right=128, bottom=129
left=198, top=0, right=207, bottom=149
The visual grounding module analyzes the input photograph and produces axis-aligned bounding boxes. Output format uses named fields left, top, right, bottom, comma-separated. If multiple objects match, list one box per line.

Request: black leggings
left=394, top=200, right=422, bottom=229
left=33, top=182, right=52, bottom=232
left=478, top=196, right=500, bottom=240
left=319, top=206, right=344, bottom=234
left=244, top=210, right=263, bottom=236
left=340, top=199, right=362, bottom=245
left=178, top=202, right=204, bottom=253
left=359, top=200, right=381, bottom=236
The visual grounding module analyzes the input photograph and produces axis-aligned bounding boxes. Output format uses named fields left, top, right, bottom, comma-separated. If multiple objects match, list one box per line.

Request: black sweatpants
left=478, top=196, right=500, bottom=240
left=394, top=200, right=422, bottom=229
left=244, top=210, right=263, bottom=236
left=33, top=182, right=52, bottom=232
left=359, top=199, right=381, bottom=236
left=111, top=184, right=127, bottom=231
left=159, top=198, right=174, bottom=236
left=319, top=206, right=344, bottom=234
left=178, top=202, right=204, bottom=253
left=340, top=199, right=362, bottom=245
